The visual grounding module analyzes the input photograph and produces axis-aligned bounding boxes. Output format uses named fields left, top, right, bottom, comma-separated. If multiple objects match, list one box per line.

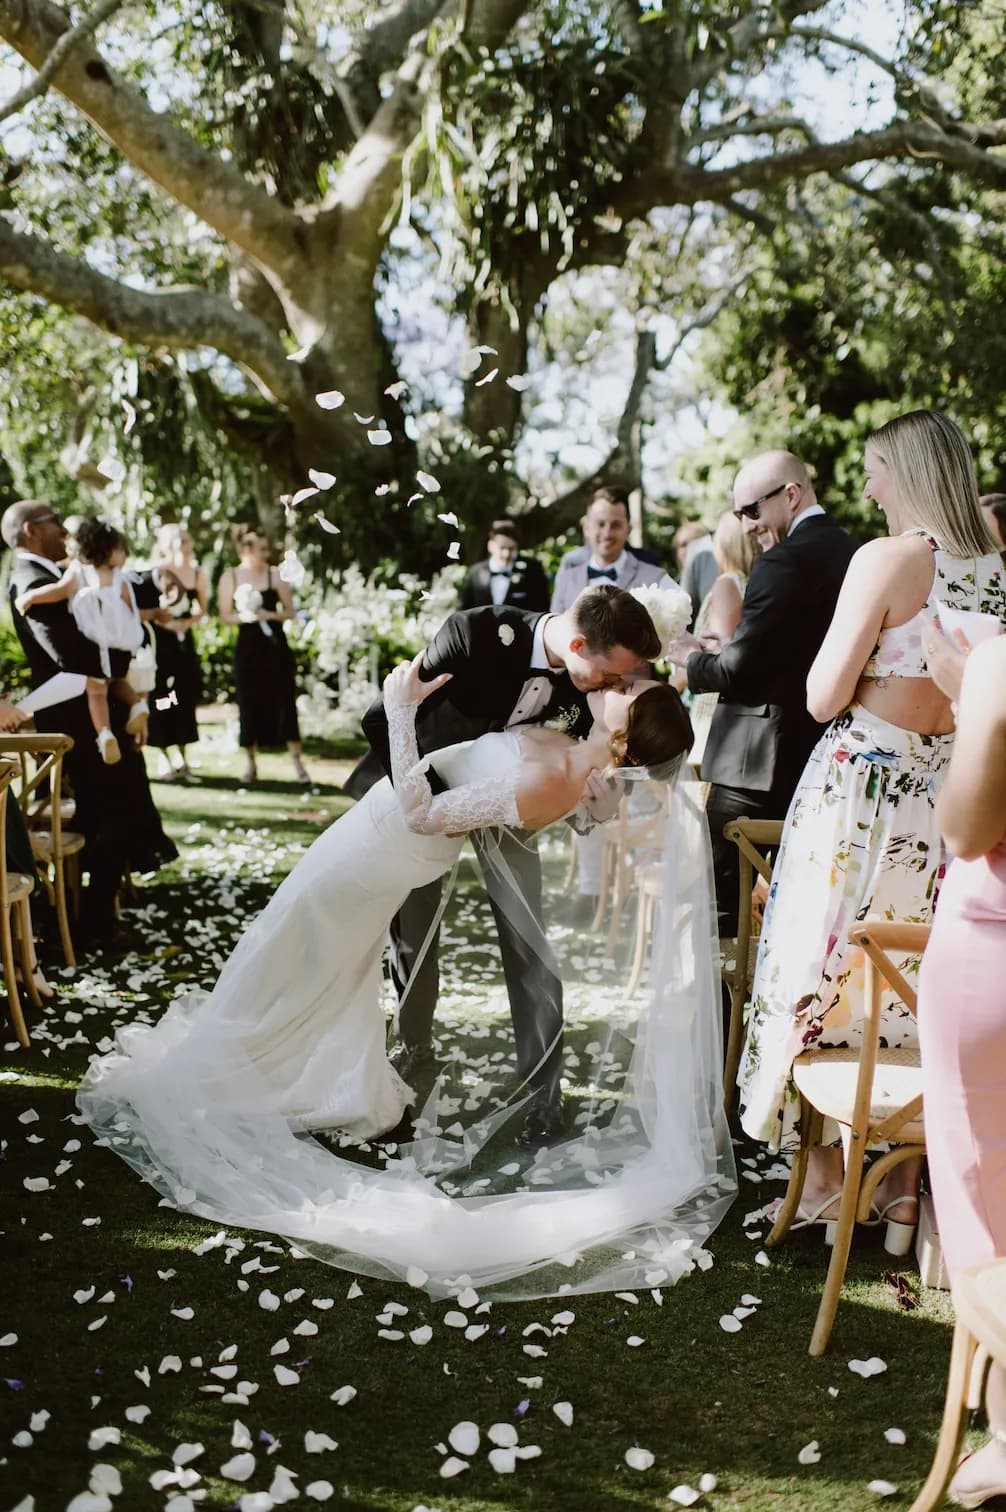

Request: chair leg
left=562, top=832, right=577, bottom=891
left=766, top=1103, right=821, bottom=1245
left=626, top=892, right=653, bottom=998
left=809, top=1128, right=869, bottom=1356
left=14, top=899, right=42, bottom=1011
left=722, top=964, right=749, bottom=1110
left=590, top=844, right=612, bottom=933
left=53, top=858, right=76, bottom=968
left=0, top=903, right=29, bottom=1049
left=907, top=1322, right=977, bottom=1512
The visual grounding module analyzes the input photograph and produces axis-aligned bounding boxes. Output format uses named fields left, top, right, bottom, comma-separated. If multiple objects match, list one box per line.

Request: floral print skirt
left=737, top=703, right=953, bottom=1152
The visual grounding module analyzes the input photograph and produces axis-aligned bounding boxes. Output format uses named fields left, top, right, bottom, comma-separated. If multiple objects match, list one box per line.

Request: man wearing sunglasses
left=665, top=450, right=856, bottom=937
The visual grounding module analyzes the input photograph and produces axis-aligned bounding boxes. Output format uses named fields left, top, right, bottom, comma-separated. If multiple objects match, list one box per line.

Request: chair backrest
left=0, top=734, right=75, bottom=854
left=0, top=758, right=21, bottom=911
left=846, top=919, right=931, bottom=1142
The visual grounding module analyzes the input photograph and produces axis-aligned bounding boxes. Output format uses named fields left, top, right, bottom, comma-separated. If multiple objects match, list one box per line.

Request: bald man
left=667, top=451, right=857, bottom=936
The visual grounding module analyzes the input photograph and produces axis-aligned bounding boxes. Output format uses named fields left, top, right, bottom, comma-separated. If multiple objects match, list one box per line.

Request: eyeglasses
left=733, top=482, right=791, bottom=522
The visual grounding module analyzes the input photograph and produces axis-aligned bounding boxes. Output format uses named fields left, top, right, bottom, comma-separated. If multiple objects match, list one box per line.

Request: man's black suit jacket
left=458, top=556, right=551, bottom=613
left=687, top=513, right=858, bottom=797
left=344, top=604, right=590, bottom=799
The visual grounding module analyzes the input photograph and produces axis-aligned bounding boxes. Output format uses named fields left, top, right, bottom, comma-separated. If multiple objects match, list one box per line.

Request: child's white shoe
left=125, top=698, right=149, bottom=736
left=97, top=727, right=121, bottom=765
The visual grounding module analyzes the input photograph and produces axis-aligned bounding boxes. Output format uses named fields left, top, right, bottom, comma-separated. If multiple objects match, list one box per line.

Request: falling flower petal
left=416, top=471, right=441, bottom=494
left=446, top=542, right=461, bottom=560
left=367, top=430, right=392, bottom=446
left=314, top=391, right=345, bottom=410
left=122, top=401, right=137, bottom=434
left=313, top=512, right=340, bottom=535
left=437, top=512, right=460, bottom=529
left=307, top=470, right=336, bottom=490
left=625, top=1448, right=654, bottom=1471
left=475, top=368, right=499, bottom=387
left=384, top=382, right=408, bottom=400
left=291, top=486, right=321, bottom=508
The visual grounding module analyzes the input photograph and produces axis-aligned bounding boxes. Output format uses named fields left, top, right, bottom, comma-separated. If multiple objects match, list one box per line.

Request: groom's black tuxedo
left=346, top=604, right=591, bottom=1113
left=345, top=605, right=590, bottom=800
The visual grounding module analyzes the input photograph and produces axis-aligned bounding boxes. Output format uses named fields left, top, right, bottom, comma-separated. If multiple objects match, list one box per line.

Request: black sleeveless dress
left=233, top=571, right=301, bottom=748
left=148, top=584, right=203, bottom=749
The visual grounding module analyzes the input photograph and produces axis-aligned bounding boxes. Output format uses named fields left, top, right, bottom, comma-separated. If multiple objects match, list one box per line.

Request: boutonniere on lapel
left=511, top=559, right=527, bottom=580
left=544, top=705, right=579, bottom=735
left=498, top=624, right=515, bottom=646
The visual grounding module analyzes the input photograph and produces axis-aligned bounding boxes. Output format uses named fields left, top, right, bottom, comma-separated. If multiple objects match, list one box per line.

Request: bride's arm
left=385, top=656, right=522, bottom=835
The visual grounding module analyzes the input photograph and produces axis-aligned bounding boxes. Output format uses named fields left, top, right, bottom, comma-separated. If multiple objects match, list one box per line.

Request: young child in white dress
left=15, top=518, right=149, bottom=765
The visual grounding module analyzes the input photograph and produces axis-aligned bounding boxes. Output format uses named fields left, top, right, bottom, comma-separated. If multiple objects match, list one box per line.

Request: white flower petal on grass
left=625, top=1447, right=654, bottom=1471
left=464, top=1324, right=488, bottom=1342
left=377, top=1329, right=404, bottom=1341
left=797, top=1441, right=822, bottom=1465
left=668, top=1487, right=701, bottom=1507
left=406, top=1267, right=428, bottom=1288
left=367, top=430, right=392, bottom=447
left=88, top=1465, right=122, bottom=1497
left=74, top=1287, right=96, bottom=1304
left=87, top=1426, right=121, bottom=1451
left=409, top=1326, right=433, bottom=1345
left=232, top=1420, right=253, bottom=1449
left=416, top=471, right=441, bottom=494
left=488, top=1423, right=518, bottom=1447
left=443, top=1311, right=468, bottom=1329
left=523, top=1343, right=547, bottom=1358
left=29, top=1411, right=50, bottom=1432
left=353, top=413, right=375, bottom=424
left=270, top=1339, right=290, bottom=1356
left=551, top=1310, right=575, bottom=1327
left=87, top=1316, right=107, bottom=1332
left=439, top=1457, right=469, bottom=1479
left=698, top=1473, right=719, bottom=1493
left=274, top=1365, right=299, bottom=1386
left=269, top=1466, right=299, bottom=1504
left=312, top=1298, right=334, bottom=1311
left=488, top=1447, right=516, bottom=1474
left=868, top=1481, right=898, bottom=1497
left=741, top=1294, right=762, bottom=1306
left=0, top=1332, right=17, bottom=1346
left=239, top=1496, right=273, bottom=1512
left=514, top=1445, right=542, bottom=1461
left=305, top=1432, right=338, bottom=1453
left=719, top=1315, right=742, bottom=1333
left=553, top=1402, right=574, bottom=1427
left=626, top=1336, right=646, bottom=1348
left=346, top=1281, right=362, bottom=1300
left=754, top=1250, right=771, bottom=1267
left=448, top=1421, right=479, bottom=1457
left=305, top=1482, right=335, bottom=1501
left=307, top=470, right=336, bottom=490
left=220, top=1452, right=256, bottom=1482
left=24, top=1177, right=51, bottom=1192
left=67, top=1494, right=113, bottom=1512
left=314, top=390, right=345, bottom=410
left=884, top=1427, right=906, bottom=1445
left=18, top=1109, right=39, bottom=1123
left=258, top=1290, right=281, bottom=1311
left=172, top=1443, right=204, bottom=1466
left=330, top=1386, right=357, bottom=1406
left=170, top=1307, right=194, bottom=1321
left=849, top=1357, right=888, bottom=1378
left=293, top=1320, right=319, bottom=1337
left=13, top=1431, right=32, bottom=1447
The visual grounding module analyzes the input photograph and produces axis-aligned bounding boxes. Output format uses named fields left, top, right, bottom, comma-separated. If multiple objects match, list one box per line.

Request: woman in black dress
left=147, top=524, right=208, bottom=781
left=218, top=529, right=310, bottom=786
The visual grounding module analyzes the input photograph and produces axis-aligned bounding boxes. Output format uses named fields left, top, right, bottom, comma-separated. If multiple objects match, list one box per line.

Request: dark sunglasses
left=733, top=481, right=789, bottom=522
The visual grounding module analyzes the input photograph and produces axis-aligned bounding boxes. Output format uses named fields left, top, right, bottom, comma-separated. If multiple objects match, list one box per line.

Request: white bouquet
left=630, top=582, right=692, bottom=659
left=234, top=582, right=273, bottom=636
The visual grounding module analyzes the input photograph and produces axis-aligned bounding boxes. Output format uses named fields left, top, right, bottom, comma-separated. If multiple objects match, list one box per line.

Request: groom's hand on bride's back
left=383, top=652, right=453, bottom=708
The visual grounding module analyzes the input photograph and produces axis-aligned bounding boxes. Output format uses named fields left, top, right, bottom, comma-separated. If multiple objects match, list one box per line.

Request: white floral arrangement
left=233, top=583, right=264, bottom=622
left=630, top=582, right=691, bottom=659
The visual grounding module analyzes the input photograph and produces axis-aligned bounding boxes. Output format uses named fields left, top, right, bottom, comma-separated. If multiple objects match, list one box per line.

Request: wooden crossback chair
left=0, top=733, right=82, bottom=967
left=766, top=918, right=930, bottom=1356
left=0, top=757, right=43, bottom=1047
left=909, top=1258, right=1006, bottom=1511
left=720, top=818, right=784, bottom=1107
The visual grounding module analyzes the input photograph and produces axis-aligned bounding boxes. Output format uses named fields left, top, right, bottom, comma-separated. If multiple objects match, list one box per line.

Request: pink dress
left=918, top=840, right=1006, bottom=1278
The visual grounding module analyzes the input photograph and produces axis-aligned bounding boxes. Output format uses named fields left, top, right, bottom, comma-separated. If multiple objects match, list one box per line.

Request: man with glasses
left=666, top=450, right=856, bottom=936
left=2, top=499, right=176, bottom=950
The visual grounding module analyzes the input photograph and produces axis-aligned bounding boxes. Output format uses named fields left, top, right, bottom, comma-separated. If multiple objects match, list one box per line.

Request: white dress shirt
left=507, top=616, right=557, bottom=727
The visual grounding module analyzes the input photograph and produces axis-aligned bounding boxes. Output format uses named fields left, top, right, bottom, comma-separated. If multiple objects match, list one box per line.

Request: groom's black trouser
left=389, top=828, right=563, bottom=1108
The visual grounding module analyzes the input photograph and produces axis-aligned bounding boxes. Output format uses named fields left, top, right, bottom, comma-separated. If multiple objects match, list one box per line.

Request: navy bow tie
left=587, top=565, right=617, bottom=581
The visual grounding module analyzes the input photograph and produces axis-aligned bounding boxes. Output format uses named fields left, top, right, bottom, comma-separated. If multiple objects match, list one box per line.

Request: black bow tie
left=587, top=565, right=617, bottom=581
left=490, top=568, right=512, bottom=576
left=530, top=666, right=565, bottom=684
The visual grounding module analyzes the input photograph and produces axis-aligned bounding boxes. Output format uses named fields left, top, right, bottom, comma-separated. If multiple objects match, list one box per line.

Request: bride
left=79, top=655, right=735, bottom=1299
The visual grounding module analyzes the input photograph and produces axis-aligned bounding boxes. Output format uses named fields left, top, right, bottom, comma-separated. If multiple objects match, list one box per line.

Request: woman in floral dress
left=737, top=410, right=1006, bottom=1251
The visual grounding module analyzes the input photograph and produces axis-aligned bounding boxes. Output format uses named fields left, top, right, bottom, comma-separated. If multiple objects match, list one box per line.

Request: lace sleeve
left=387, top=703, right=520, bottom=835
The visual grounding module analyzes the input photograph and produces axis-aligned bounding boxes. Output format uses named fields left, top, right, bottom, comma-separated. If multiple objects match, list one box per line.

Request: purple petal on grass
left=514, top=1399, right=530, bottom=1418
left=3, top=1378, right=24, bottom=1389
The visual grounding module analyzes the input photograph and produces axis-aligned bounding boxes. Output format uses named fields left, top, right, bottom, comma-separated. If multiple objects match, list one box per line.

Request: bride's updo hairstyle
left=619, top=684, right=694, bottom=780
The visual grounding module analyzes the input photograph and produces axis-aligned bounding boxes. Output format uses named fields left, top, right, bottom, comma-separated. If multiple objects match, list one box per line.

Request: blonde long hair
left=712, top=508, right=760, bottom=578
left=868, top=410, right=997, bottom=557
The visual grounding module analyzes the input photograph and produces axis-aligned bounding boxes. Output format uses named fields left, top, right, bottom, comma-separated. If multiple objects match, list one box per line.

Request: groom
left=345, top=583, right=661, bottom=1144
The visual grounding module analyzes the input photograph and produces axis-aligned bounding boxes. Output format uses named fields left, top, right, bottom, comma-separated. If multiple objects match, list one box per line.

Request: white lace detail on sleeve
left=387, top=704, right=520, bottom=834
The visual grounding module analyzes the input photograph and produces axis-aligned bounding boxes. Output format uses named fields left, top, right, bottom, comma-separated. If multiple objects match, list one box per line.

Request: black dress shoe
left=517, top=1094, right=567, bottom=1149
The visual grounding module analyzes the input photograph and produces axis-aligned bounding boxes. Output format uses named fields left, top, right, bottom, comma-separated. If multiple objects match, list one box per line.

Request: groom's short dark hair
left=572, top=583, right=661, bottom=660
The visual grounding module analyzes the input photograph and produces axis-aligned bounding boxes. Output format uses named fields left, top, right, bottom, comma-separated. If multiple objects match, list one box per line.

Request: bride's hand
left=384, top=652, right=452, bottom=707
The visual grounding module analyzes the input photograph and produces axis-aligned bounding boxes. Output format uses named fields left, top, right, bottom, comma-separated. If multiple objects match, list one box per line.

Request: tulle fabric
left=78, top=738, right=735, bottom=1300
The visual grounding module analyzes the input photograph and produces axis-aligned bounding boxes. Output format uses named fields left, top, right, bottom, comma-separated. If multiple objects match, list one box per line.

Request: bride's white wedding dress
left=79, top=713, right=735, bottom=1299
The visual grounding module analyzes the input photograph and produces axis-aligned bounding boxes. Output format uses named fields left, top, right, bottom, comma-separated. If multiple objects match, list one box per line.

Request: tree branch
left=0, top=0, right=305, bottom=278
left=0, top=0, right=124, bottom=126
left=685, top=0, right=830, bottom=94
left=0, top=216, right=309, bottom=412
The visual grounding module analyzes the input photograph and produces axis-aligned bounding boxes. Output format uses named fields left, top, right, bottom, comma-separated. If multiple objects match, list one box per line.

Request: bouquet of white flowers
left=234, top=582, right=273, bottom=636
left=630, top=582, right=692, bottom=659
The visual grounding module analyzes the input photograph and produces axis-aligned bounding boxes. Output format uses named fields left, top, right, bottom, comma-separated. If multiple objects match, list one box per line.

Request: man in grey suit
left=552, top=488, right=680, bottom=920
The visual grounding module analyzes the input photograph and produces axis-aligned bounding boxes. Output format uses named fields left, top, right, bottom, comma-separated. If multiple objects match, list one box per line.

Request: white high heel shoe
left=875, top=1195, right=919, bottom=1257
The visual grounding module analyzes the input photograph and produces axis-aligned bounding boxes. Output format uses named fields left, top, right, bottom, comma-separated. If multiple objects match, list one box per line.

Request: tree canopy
left=1, top=0, right=1004, bottom=571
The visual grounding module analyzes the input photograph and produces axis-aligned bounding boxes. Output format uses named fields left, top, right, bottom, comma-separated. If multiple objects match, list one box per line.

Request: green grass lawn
left=0, top=725, right=969, bottom=1511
